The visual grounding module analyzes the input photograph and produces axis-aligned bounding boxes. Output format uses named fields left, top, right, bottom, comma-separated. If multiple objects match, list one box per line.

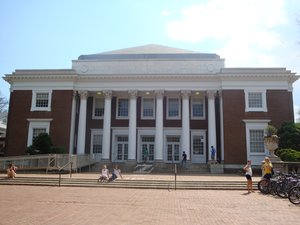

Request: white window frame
left=31, top=90, right=52, bottom=111
left=244, top=90, right=267, bottom=112
left=166, top=97, right=181, bottom=120
left=92, top=97, right=105, bottom=119
left=116, top=98, right=129, bottom=119
left=27, top=119, right=52, bottom=146
left=244, top=119, right=270, bottom=165
left=90, top=129, right=103, bottom=154
left=141, top=97, right=155, bottom=120
left=191, top=97, right=205, bottom=120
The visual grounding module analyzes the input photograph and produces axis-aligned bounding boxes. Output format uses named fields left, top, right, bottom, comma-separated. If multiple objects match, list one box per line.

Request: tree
left=0, top=91, right=8, bottom=113
left=26, top=133, right=66, bottom=155
left=277, top=122, right=300, bottom=151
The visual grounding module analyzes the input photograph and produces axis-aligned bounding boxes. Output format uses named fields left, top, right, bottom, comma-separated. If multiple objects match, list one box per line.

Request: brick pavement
left=0, top=182, right=299, bottom=225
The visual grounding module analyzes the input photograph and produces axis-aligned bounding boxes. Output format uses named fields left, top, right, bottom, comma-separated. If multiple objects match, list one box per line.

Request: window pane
left=118, top=99, right=128, bottom=117
left=94, top=98, right=104, bottom=117
left=250, top=130, right=264, bottom=153
left=248, top=93, right=263, bottom=108
left=32, top=128, right=47, bottom=143
left=36, top=93, right=49, bottom=108
left=168, top=98, right=179, bottom=117
left=143, top=98, right=154, bottom=117
left=193, top=135, right=204, bottom=155
left=192, top=99, right=204, bottom=117
left=92, top=134, right=102, bottom=153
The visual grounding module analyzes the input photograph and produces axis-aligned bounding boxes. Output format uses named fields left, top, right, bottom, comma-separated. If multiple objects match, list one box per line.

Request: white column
left=68, top=91, right=77, bottom=155
left=128, top=90, right=137, bottom=160
left=181, top=90, right=190, bottom=160
left=155, top=90, right=164, bottom=161
left=207, top=90, right=217, bottom=161
left=102, top=90, right=112, bottom=160
left=219, top=91, right=225, bottom=162
left=77, top=91, right=88, bottom=155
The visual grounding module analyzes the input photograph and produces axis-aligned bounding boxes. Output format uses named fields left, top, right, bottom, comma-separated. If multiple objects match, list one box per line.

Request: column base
left=209, top=163, right=224, bottom=174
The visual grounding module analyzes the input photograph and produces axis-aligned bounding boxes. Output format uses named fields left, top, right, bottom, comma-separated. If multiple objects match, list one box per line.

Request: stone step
left=0, top=177, right=258, bottom=190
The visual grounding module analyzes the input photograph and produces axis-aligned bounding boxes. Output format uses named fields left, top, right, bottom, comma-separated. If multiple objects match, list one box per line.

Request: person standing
left=261, top=157, right=273, bottom=180
left=210, top=146, right=216, bottom=161
left=181, top=151, right=187, bottom=168
left=143, top=147, right=149, bottom=164
left=243, top=160, right=254, bottom=193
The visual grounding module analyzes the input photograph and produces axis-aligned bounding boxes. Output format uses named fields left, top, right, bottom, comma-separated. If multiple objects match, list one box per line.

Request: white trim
left=27, top=119, right=51, bottom=146
left=244, top=89, right=267, bottom=112
left=92, top=97, right=104, bottom=119
left=90, top=129, right=103, bottom=154
left=190, top=129, right=206, bottom=163
left=116, top=97, right=129, bottom=119
left=141, top=97, right=155, bottom=120
left=244, top=120, right=269, bottom=165
left=111, top=128, right=129, bottom=162
left=137, top=128, right=156, bottom=163
left=191, top=97, right=205, bottom=120
left=166, top=97, right=181, bottom=120
left=30, top=90, right=52, bottom=112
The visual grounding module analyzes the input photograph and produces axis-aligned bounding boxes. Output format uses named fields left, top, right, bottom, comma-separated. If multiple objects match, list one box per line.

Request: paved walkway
left=0, top=173, right=299, bottom=225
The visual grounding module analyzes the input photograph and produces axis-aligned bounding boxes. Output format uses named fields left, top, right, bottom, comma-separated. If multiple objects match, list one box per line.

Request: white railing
left=0, top=154, right=99, bottom=172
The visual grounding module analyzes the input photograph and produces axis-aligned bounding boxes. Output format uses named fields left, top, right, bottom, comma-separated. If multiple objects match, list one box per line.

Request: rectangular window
left=36, top=93, right=49, bottom=108
left=92, top=134, right=102, bottom=153
left=249, top=130, right=265, bottom=153
left=117, top=98, right=129, bottom=118
left=167, top=98, right=180, bottom=119
left=248, top=92, right=263, bottom=108
left=192, top=98, right=204, bottom=119
left=31, top=90, right=52, bottom=111
left=32, top=128, right=47, bottom=143
left=245, top=90, right=267, bottom=112
left=93, top=98, right=104, bottom=118
left=142, top=98, right=154, bottom=119
left=193, top=135, right=204, bottom=155
left=27, top=119, right=52, bottom=146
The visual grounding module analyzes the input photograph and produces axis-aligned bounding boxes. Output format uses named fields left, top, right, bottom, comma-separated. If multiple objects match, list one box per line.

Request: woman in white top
left=243, top=160, right=254, bottom=193
left=98, top=165, right=109, bottom=182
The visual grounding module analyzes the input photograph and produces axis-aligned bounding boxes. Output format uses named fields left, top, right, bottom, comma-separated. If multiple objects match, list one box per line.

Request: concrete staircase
left=0, top=176, right=258, bottom=190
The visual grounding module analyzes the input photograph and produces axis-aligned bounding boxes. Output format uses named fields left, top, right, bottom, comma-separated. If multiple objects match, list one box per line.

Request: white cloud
left=166, top=0, right=289, bottom=66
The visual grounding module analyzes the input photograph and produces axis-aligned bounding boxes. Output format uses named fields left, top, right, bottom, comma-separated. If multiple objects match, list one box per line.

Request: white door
left=191, top=133, right=206, bottom=163
left=166, top=136, right=180, bottom=163
left=141, top=136, right=155, bottom=163
left=115, top=136, right=128, bottom=162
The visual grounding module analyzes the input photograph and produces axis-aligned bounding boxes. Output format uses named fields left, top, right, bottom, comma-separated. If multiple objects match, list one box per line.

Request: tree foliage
left=26, top=133, right=66, bottom=155
left=277, top=122, right=300, bottom=151
left=0, top=91, right=8, bottom=113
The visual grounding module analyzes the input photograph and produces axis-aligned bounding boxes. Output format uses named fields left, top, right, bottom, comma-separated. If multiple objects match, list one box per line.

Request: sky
left=1, top=0, right=300, bottom=121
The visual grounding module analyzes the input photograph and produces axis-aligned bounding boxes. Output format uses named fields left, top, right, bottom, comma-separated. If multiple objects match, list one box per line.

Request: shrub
left=276, top=148, right=300, bottom=162
left=50, top=147, right=66, bottom=154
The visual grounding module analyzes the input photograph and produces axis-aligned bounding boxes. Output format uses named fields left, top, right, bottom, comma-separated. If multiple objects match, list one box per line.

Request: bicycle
left=288, top=180, right=300, bottom=205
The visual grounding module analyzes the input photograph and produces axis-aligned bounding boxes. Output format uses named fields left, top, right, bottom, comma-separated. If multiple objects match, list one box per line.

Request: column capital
left=154, top=90, right=165, bottom=98
left=207, top=90, right=217, bottom=99
left=181, top=90, right=191, bottom=98
left=128, top=90, right=138, bottom=98
left=103, top=90, right=112, bottom=99
left=78, top=91, right=88, bottom=99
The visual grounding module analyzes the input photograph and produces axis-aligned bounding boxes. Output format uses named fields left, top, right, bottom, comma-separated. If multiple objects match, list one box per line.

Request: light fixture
left=97, top=92, right=102, bottom=95
left=145, top=91, right=150, bottom=95
left=195, top=91, right=200, bottom=95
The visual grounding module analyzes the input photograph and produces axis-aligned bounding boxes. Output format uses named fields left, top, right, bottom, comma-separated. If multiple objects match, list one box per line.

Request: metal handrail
left=58, top=160, right=73, bottom=187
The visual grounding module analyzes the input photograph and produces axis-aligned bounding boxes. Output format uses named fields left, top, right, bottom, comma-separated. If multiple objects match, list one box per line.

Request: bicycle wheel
left=268, top=180, right=277, bottom=196
left=288, top=187, right=300, bottom=205
left=258, top=180, right=269, bottom=194
left=276, top=182, right=288, bottom=198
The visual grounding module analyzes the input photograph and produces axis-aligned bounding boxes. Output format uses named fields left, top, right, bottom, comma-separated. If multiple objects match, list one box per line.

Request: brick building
left=3, top=45, right=299, bottom=167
